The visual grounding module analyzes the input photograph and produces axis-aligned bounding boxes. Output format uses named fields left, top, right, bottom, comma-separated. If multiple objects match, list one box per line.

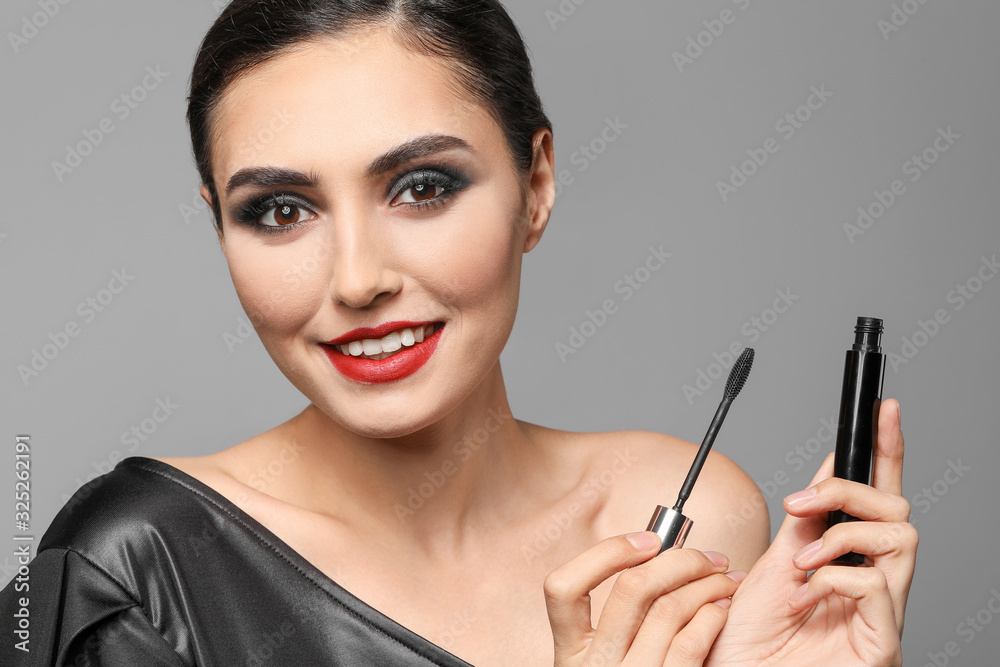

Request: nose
left=327, top=214, right=402, bottom=309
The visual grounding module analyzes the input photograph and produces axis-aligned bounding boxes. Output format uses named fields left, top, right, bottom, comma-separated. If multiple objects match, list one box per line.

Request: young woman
left=1, top=1, right=916, bottom=665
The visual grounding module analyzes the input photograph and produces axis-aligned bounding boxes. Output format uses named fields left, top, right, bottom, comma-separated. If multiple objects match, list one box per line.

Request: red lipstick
left=321, top=322, right=443, bottom=384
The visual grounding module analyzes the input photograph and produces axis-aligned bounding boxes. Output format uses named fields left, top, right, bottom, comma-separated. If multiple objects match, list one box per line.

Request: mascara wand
left=645, top=348, right=755, bottom=555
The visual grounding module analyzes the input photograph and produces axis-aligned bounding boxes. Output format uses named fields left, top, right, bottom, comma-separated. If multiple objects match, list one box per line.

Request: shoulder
left=39, top=457, right=226, bottom=575
left=558, top=428, right=771, bottom=573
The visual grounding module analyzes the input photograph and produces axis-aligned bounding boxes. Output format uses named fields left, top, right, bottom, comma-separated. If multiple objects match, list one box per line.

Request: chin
left=311, top=395, right=447, bottom=440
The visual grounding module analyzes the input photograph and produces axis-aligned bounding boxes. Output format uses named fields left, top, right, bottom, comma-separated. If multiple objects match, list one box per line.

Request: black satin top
left=0, top=457, right=475, bottom=666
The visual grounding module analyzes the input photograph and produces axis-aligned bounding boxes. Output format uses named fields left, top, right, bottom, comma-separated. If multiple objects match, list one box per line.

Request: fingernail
left=626, top=531, right=661, bottom=551
left=704, top=551, right=729, bottom=567
left=897, top=403, right=902, bottom=429
left=789, top=582, right=809, bottom=606
left=725, top=569, right=747, bottom=583
left=793, top=538, right=823, bottom=563
left=784, top=487, right=817, bottom=507
left=712, top=597, right=732, bottom=609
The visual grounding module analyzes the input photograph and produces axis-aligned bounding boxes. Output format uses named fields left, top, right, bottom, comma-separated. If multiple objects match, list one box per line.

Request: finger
left=808, top=451, right=836, bottom=487
left=767, top=453, right=836, bottom=565
left=543, top=531, right=661, bottom=659
left=592, top=549, right=732, bottom=662
left=662, top=599, right=731, bottom=667
left=791, top=521, right=918, bottom=570
left=783, top=477, right=911, bottom=523
left=623, top=570, right=741, bottom=665
left=788, top=565, right=900, bottom=654
left=872, top=398, right=904, bottom=496
left=792, top=521, right=918, bottom=634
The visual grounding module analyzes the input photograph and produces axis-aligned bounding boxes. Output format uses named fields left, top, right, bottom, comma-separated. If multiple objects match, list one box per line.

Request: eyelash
left=232, top=166, right=471, bottom=236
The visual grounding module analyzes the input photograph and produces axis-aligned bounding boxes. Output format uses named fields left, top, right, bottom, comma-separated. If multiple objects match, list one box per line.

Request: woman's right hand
left=544, top=532, right=745, bottom=666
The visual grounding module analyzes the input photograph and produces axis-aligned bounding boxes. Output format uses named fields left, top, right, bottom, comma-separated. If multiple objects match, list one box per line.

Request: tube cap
left=645, top=505, right=693, bottom=556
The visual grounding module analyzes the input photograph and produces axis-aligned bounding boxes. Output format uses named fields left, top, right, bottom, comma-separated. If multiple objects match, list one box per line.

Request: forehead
left=208, top=29, right=497, bottom=181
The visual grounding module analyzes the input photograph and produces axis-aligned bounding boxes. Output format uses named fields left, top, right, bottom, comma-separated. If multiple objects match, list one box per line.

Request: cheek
left=225, top=237, right=330, bottom=337
left=432, top=199, right=524, bottom=322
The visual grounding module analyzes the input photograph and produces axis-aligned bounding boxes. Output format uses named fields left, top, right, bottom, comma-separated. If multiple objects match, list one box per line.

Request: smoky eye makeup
left=385, top=164, right=472, bottom=206
left=233, top=191, right=315, bottom=229
left=226, top=162, right=475, bottom=235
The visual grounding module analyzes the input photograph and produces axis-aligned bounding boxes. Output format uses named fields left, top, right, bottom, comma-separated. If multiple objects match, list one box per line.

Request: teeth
left=381, top=331, right=402, bottom=352
left=337, top=324, right=438, bottom=359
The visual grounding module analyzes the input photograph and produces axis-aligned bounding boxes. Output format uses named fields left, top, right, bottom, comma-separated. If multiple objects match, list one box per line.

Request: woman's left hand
left=705, top=398, right=917, bottom=667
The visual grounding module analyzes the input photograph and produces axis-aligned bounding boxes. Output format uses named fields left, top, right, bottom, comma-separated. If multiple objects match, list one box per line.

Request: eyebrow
left=224, top=134, right=473, bottom=197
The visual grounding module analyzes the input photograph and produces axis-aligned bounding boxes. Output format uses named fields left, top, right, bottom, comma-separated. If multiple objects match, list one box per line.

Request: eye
left=396, top=183, right=445, bottom=204
left=388, top=167, right=469, bottom=209
left=260, top=195, right=317, bottom=227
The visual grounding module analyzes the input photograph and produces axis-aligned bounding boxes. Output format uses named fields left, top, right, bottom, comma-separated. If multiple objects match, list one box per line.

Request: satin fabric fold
left=0, top=457, right=474, bottom=666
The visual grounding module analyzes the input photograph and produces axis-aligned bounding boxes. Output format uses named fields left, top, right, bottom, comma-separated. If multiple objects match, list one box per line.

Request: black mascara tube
left=827, top=316, right=886, bottom=566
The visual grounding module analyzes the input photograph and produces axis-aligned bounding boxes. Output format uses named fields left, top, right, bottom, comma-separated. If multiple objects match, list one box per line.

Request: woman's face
left=204, top=29, right=552, bottom=437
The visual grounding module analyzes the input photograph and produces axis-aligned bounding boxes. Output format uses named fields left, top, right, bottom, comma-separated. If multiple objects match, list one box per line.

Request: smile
left=320, top=322, right=445, bottom=384
left=330, top=323, right=442, bottom=360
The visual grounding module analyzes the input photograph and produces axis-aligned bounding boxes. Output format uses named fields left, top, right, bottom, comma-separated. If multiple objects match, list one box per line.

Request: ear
left=522, top=128, right=555, bottom=254
left=200, top=184, right=225, bottom=253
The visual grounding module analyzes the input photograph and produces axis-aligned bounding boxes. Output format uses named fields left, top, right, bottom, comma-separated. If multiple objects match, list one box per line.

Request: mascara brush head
left=672, top=347, right=756, bottom=515
left=724, top=348, right=754, bottom=400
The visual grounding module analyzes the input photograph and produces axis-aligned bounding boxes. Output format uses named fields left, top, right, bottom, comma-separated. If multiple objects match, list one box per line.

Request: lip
left=323, top=320, right=438, bottom=346
left=321, top=323, right=444, bottom=384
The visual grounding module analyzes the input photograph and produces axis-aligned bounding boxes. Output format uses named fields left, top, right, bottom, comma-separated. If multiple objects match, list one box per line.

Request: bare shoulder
left=569, top=428, right=771, bottom=573
left=149, top=430, right=277, bottom=499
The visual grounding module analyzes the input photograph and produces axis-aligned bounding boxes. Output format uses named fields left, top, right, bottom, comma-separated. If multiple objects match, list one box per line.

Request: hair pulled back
left=187, top=0, right=552, bottom=229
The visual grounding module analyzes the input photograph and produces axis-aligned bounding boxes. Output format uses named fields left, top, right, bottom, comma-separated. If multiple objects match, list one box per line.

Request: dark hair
left=187, top=0, right=552, bottom=230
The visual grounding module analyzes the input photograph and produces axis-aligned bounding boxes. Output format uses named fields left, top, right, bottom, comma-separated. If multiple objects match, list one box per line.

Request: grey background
left=2, top=1, right=998, bottom=664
